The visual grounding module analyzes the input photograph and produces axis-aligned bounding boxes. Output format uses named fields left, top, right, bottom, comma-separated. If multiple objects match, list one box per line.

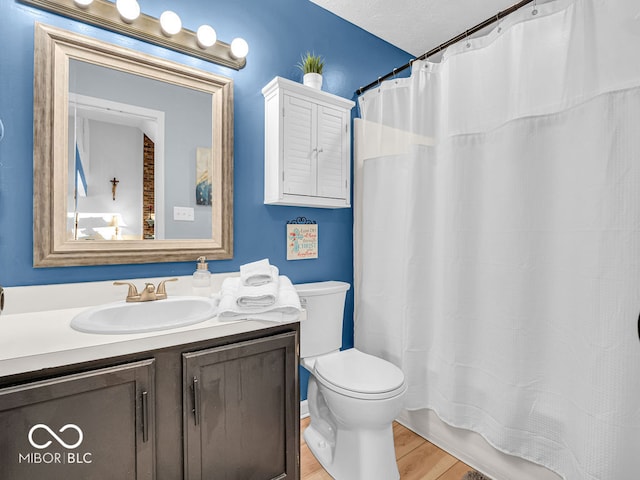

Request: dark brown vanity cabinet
left=0, top=359, right=155, bottom=480
left=183, top=332, right=298, bottom=479
left=0, top=325, right=300, bottom=480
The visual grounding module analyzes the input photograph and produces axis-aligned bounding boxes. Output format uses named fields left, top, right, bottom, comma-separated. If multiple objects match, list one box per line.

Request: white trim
left=300, top=399, right=309, bottom=419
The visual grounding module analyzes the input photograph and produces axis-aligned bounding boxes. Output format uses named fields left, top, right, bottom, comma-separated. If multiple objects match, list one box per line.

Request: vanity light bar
left=19, top=0, right=247, bottom=70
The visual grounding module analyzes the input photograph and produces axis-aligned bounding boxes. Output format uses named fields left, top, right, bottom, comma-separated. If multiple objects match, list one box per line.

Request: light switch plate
left=173, top=206, right=194, bottom=221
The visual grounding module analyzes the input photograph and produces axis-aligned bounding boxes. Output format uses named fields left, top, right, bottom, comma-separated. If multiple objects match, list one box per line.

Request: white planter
left=303, top=73, right=323, bottom=90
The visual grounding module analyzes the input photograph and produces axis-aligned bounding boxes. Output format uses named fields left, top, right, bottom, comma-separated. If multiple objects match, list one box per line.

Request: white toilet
left=295, top=281, right=407, bottom=480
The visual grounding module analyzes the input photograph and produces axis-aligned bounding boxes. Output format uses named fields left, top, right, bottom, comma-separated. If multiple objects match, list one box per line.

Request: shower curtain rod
left=356, top=0, right=536, bottom=96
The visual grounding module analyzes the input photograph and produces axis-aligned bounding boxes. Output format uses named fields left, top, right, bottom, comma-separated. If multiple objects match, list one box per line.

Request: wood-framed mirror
left=33, top=23, right=233, bottom=267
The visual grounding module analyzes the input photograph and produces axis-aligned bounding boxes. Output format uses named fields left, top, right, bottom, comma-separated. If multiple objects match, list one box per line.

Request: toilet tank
left=294, top=281, right=350, bottom=358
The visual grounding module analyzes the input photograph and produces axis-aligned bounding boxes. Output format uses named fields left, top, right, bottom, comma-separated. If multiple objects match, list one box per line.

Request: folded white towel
left=236, top=276, right=279, bottom=307
left=240, top=259, right=279, bottom=286
left=218, top=311, right=300, bottom=323
left=217, top=275, right=302, bottom=323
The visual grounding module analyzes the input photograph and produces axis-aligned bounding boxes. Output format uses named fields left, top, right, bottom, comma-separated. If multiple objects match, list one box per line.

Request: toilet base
left=304, top=424, right=335, bottom=471
left=305, top=419, right=400, bottom=480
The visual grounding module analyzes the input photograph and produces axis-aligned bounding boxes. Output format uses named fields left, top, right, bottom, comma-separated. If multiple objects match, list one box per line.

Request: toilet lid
left=314, top=349, right=405, bottom=396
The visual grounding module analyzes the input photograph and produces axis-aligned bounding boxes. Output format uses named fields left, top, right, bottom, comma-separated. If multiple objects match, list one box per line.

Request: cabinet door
left=183, top=332, right=298, bottom=480
left=0, top=359, right=155, bottom=480
left=317, top=104, right=348, bottom=200
left=283, top=94, right=317, bottom=196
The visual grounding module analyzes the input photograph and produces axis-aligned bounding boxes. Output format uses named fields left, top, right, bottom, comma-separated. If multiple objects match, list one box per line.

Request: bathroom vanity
left=0, top=295, right=300, bottom=480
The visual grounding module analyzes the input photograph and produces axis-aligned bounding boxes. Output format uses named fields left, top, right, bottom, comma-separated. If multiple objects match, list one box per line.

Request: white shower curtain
left=354, top=1, right=640, bottom=479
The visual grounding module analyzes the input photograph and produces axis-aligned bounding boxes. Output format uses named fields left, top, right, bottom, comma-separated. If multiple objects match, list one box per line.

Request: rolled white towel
left=240, top=259, right=279, bottom=286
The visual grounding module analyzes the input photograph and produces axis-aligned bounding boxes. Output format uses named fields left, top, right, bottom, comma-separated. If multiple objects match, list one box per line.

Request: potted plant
left=297, top=51, right=324, bottom=90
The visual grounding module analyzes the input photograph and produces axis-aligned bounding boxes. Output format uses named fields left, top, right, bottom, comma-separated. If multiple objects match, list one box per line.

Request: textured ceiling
left=310, top=0, right=525, bottom=56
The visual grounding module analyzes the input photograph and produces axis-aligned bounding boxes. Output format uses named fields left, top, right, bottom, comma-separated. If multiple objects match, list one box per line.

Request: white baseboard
left=300, top=399, right=309, bottom=419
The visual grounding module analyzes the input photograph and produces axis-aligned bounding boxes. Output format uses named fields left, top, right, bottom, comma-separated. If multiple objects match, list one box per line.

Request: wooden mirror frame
left=33, top=23, right=233, bottom=267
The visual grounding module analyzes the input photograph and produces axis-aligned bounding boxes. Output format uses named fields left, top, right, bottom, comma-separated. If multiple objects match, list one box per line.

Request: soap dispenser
left=192, top=256, right=212, bottom=296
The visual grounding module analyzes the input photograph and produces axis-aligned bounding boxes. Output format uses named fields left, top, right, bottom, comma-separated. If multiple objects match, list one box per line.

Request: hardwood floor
left=301, top=417, right=479, bottom=480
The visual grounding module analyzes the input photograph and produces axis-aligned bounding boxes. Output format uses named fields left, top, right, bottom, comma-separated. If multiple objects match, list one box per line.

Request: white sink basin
left=70, top=296, right=217, bottom=334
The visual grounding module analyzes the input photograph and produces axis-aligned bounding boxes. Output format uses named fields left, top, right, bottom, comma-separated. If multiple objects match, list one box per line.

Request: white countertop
left=0, top=274, right=299, bottom=378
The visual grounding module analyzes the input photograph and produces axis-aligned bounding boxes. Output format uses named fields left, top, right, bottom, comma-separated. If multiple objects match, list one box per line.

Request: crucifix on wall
left=110, top=177, right=119, bottom=201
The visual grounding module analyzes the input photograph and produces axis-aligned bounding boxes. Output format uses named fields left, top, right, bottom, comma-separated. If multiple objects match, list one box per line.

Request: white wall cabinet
left=262, top=76, right=355, bottom=208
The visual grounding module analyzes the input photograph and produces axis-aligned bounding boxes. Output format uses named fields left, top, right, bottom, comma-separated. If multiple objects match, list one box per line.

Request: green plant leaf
left=296, top=51, right=325, bottom=74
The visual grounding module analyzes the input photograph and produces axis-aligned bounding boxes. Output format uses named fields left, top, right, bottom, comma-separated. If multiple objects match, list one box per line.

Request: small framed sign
left=286, top=217, right=318, bottom=260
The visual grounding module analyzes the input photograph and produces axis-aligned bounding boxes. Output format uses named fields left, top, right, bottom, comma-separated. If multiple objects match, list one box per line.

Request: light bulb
left=116, top=0, right=140, bottom=23
left=196, top=25, right=217, bottom=49
left=160, top=10, right=182, bottom=36
left=230, top=37, right=249, bottom=59
left=73, top=0, right=93, bottom=7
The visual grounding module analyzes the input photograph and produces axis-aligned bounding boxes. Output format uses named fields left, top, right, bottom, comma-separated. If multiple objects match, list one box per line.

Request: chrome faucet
left=114, top=278, right=178, bottom=302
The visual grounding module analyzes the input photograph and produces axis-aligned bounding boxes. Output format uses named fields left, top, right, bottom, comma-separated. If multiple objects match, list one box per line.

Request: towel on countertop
left=240, top=258, right=279, bottom=286
left=235, top=275, right=279, bottom=308
left=216, top=275, right=302, bottom=322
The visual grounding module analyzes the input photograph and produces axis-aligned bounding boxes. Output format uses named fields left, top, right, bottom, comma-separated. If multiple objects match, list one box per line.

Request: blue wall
left=0, top=0, right=410, bottom=397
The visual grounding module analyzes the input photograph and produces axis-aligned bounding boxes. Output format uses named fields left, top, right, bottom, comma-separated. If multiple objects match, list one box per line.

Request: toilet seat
left=313, top=349, right=406, bottom=400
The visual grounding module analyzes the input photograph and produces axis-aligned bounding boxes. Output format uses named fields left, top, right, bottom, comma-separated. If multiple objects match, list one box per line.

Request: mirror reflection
left=33, top=23, right=234, bottom=267
left=68, top=59, right=213, bottom=241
